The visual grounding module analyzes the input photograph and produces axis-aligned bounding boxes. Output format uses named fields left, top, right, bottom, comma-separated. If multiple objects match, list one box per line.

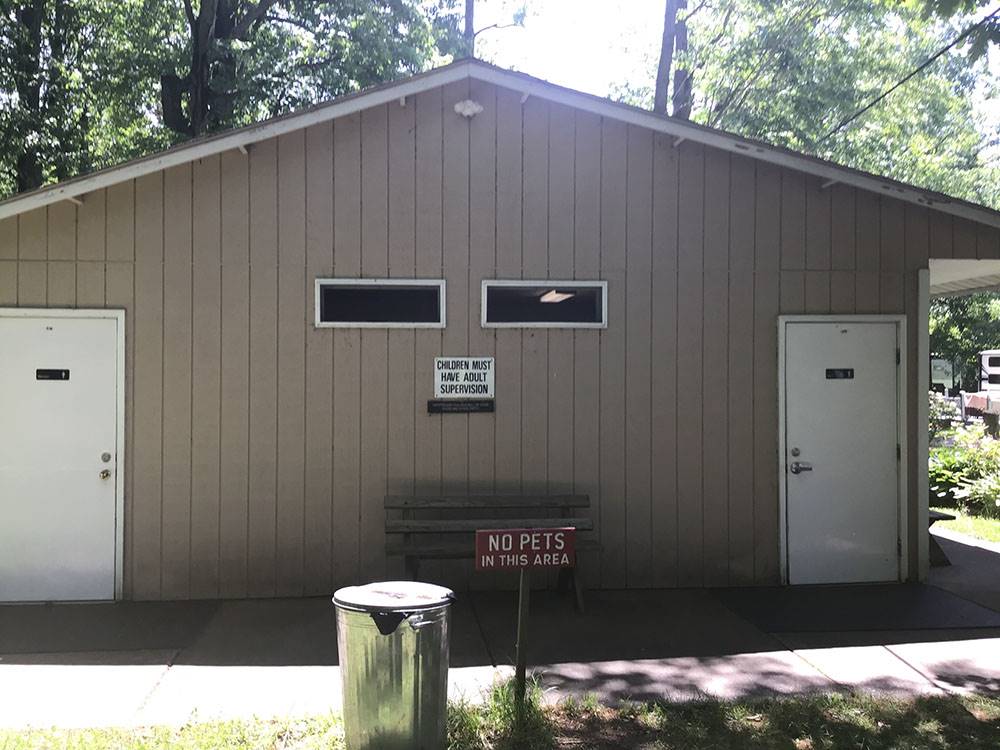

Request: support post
left=514, top=567, right=531, bottom=715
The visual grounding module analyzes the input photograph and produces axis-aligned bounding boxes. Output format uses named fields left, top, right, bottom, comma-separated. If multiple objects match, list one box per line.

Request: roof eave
left=1, top=57, right=998, bottom=231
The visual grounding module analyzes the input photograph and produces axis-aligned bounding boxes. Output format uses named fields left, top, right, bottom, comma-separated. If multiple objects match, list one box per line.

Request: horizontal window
left=481, top=280, right=607, bottom=328
left=315, top=279, right=445, bottom=328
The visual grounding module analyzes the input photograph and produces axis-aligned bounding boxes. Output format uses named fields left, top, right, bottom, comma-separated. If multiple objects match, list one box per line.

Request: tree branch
left=264, top=13, right=315, bottom=34
left=473, top=21, right=522, bottom=39
left=198, top=0, right=219, bottom=51
left=182, top=0, right=195, bottom=28
left=680, top=0, right=709, bottom=24
left=231, top=0, right=280, bottom=40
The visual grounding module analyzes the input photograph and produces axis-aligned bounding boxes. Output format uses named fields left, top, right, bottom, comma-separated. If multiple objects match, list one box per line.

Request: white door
left=783, top=320, right=901, bottom=585
left=0, top=314, right=120, bottom=601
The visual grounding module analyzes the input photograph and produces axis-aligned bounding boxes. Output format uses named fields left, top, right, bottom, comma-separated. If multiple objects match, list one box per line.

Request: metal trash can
left=333, top=581, right=454, bottom=750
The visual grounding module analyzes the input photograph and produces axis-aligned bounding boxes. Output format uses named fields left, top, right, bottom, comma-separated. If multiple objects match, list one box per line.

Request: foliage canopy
left=930, top=292, right=1000, bottom=389
left=619, top=0, right=1000, bottom=210
left=0, top=0, right=463, bottom=198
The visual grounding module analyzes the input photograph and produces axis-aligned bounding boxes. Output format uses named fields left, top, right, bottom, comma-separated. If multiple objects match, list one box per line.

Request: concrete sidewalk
left=2, top=560, right=1000, bottom=728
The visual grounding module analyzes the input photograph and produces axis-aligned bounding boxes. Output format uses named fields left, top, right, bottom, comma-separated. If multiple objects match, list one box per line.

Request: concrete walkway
left=3, top=530, right=1000, bottom=729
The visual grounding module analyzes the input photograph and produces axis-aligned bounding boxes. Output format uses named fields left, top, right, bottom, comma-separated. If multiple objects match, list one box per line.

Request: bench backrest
left=384, top=494, right=594, bottom=533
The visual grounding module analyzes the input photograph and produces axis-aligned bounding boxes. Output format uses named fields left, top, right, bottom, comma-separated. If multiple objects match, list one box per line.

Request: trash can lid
left=333, top=581, right=454, bottom=613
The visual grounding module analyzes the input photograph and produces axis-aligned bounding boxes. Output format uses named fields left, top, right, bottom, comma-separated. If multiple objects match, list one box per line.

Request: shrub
left=928, top=391, right=961, bottom=444
left=929, top=417, right=1000, bottom=519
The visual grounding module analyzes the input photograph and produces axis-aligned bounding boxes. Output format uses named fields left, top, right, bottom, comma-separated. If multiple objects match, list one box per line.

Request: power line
left=817, top=5, right=1000, bottom=144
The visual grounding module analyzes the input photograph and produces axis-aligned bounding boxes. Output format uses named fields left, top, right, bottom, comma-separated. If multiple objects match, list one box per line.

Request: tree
left=159, top=0, right=444, bottom=138
left=930, top=293, right=1000, bottom=390
left=0, top=0, right=463, bottom=199
left=918, top=0, right=1000, bottom=58
left=625, top=0, right=1000, bottom=210
left=1, top=1, right=179, bottom=196
left=653, top=0, right=694, bottom=118
left=2, top=1, right=94, bottom=192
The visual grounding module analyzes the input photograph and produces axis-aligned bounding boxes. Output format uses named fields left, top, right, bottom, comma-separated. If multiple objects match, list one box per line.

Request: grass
left=549, top=692, right=1000, bottom=749
left=0, top=715, right=345, bottom=750
left=932, top=506, right=1000, bottom=543
left=2, top=685, right=1000, bottom=749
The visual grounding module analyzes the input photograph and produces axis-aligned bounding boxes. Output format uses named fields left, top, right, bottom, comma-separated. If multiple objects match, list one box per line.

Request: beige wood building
left=1, top=60, right=999, bottom=602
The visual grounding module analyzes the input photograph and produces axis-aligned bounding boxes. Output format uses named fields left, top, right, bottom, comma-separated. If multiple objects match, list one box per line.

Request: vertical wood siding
left=0, top=79, right=977, bottom=597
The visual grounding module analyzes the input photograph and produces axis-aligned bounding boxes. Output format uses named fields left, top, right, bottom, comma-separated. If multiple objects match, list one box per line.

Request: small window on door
left=315, top=279, right=446, bottom=328
left=481, top=280, right=607, bottom=328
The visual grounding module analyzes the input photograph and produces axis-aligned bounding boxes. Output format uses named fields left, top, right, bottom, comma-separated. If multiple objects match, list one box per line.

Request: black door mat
left=714, top=584, right=1000, bottom=632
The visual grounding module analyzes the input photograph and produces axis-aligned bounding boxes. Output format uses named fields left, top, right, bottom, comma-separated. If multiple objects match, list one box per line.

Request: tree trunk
left=13, top=0, right=45, bottom=192
left=671, top=0, right=693, bottom=120
left=464, top=0, right=475, bottom=57
left=189, top=0, right=219, bottom=136
left=654, top=0, right=681, bottom=115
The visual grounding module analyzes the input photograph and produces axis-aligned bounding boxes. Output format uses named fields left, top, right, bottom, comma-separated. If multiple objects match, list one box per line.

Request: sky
left=470, top=0, right=665, bottom=98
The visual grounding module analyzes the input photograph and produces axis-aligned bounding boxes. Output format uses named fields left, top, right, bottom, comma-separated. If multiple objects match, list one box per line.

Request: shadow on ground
left=929, top=531, right=1000, bottom=613
left=3, top=583, right=1000, bottom=670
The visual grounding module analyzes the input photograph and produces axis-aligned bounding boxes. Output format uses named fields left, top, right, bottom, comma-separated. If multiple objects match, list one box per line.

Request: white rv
left=981, top=350, right=1000, bottom=391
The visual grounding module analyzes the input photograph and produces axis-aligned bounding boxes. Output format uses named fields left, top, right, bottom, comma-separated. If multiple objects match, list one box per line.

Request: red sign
left=475, top=528, right=576, bottom=571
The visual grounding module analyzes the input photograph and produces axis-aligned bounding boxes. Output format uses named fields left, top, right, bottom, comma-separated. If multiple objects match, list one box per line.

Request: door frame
left=777, top=314, right=908, bottom=585
left=0, top=307, right=126, bottom=601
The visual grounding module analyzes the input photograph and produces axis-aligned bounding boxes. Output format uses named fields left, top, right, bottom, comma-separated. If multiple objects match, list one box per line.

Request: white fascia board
left=468, top=65, right=1000, bottom=231
left=0, top=62, right=475, bottom=222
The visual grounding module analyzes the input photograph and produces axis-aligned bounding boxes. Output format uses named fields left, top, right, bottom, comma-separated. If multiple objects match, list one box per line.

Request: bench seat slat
left=384, top=494, right=590, bottom=509
left=386, top=518, right=593, bottom=533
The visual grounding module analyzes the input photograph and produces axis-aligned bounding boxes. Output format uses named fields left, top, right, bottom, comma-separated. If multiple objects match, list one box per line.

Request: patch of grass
left=465, top=677, right=553, bottom=750
left=548, top=693, right=1000, bottom=750
left=0, top=714, right=344, bottom=750
left=4, top=690, right=1000, bottom=749
left=932, top=506, right=1000, bottom=543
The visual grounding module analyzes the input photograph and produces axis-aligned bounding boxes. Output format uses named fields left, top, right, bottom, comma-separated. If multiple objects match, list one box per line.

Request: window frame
left=314, top=277, right=447, bottom=329
left=480, top=279, right=609, bottom=329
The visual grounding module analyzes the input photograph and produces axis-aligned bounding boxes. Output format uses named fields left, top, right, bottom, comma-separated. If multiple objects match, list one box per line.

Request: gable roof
left=2, top=58, right=999, bottom=229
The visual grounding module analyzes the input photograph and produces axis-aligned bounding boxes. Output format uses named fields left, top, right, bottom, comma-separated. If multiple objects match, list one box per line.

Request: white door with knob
left=780, top=316, right=905, bottom=585
left=0, top=310, right=123, bottom=601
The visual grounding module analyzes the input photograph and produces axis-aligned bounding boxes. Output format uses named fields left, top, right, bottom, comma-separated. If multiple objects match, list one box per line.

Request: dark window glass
left=319, top=283, right=441, bottom=324
left=989, top=373, right=1000, bottom=385
left=485, top=284, right=604, bottom=325
left=988, top=356, right=1000, bottom=368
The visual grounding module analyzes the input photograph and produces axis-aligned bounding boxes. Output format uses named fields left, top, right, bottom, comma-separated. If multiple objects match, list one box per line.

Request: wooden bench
left=384, top=494, right=600, bottom=612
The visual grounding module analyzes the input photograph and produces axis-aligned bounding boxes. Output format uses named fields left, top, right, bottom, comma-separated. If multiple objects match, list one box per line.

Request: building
left=1, top=59, right=999, bottom=602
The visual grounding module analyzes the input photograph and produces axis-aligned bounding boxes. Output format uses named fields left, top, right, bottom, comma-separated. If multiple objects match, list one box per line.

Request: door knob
left=99, top=469, right=112, bottom=480
left=790, top=461, right=813, bottom=475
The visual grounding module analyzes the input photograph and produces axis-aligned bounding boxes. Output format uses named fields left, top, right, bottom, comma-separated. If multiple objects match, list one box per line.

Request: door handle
left=99, top=469, right=112, bottom=480
left=790, top=461, right=813, bottom=475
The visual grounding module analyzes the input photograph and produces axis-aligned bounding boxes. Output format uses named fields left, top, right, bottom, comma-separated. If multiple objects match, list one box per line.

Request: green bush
left=928, top=391, right=961, bottom=443
left=929, top=416, right=1000, bottom=519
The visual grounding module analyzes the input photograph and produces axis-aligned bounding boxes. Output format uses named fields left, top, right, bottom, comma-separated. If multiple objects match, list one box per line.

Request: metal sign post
left=474, top=527, right=577, bottom=712
left=514, top=568, right=531, bottom=716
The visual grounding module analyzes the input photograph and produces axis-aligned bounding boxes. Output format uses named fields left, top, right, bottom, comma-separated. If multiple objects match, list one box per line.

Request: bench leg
left=556, top=567, right=571, bottom=593
left=572, top=565, right=586, bottom=614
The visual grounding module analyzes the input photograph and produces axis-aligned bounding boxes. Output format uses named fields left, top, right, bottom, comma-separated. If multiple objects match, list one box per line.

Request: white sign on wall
left=434, top=357, right=494, bottom=399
